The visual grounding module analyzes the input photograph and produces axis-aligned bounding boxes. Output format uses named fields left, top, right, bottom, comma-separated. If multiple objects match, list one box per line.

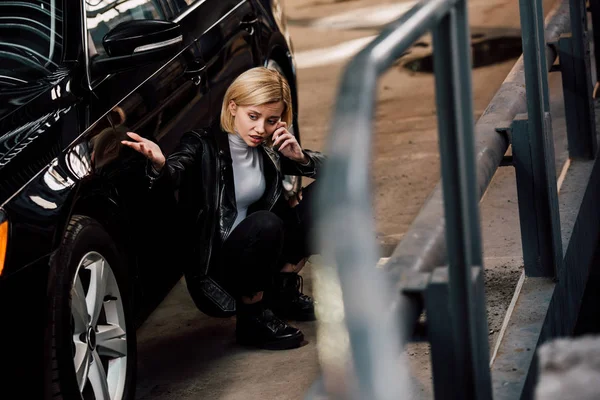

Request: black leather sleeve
left=280, top=149, right=326, bottom=179
left=146, top=130, right=204, bottom=190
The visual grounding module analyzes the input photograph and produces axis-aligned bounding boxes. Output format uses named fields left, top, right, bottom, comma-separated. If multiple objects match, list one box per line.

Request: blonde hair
left=220, top=66, right=293, bottom=134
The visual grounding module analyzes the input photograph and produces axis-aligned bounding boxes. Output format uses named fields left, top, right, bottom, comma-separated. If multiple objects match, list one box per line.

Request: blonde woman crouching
left=122, top=67, right=325, bottom=350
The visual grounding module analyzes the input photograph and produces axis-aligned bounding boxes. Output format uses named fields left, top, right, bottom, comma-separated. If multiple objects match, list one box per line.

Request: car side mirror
left=91, top=20, right=183, bottom=76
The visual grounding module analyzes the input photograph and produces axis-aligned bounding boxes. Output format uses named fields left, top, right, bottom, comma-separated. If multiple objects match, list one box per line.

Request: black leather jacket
left=148, top=126, right=325, bottom=316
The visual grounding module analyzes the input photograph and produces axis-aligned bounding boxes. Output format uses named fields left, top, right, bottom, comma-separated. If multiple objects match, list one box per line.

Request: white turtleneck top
left=228, top=133, right=266, bottom=230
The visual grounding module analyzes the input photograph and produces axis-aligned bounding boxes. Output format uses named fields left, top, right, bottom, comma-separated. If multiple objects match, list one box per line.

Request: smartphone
left=272, top=123, right=293, bottom=152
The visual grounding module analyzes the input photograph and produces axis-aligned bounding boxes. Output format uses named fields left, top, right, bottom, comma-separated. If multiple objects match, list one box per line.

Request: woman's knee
left=247, top=211, right=284, bottom=238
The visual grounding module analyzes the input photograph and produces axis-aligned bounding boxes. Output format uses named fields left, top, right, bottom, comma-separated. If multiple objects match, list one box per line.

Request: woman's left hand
left=273, top=122, right=308, bottom=163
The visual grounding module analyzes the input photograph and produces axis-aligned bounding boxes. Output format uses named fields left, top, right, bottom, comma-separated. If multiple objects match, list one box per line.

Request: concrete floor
left=135, top=266, right=318, bottom=400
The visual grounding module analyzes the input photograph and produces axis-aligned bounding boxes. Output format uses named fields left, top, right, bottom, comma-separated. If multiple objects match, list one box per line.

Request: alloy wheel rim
left=70, top=251, right=128, bottom=400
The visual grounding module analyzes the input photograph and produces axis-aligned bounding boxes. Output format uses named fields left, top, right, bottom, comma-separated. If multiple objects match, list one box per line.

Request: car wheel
left=266, top=59, right=303, bottom=198
left=47, top=216, right=136, bottom=400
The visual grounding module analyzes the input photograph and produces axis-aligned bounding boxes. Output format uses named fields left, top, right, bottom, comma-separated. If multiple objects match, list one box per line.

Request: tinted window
left=85, top=0, right=165, bottom=58
left=168, top=0, right=202, bottom=16
left=0, top=0, right=64, bottom=86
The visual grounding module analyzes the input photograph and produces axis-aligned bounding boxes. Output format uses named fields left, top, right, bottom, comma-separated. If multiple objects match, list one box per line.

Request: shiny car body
left=0, top=0, right=299, bottom=398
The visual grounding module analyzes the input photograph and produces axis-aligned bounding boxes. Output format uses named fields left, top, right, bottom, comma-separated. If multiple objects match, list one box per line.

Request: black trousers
left=218, top=184, right=315, bottom=298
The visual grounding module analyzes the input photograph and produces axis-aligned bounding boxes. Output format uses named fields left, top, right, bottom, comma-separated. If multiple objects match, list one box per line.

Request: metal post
left=425, top=266, right=489, bottom=400
left=510, top=113, right=562, bottom=277
left=456, top=0, right=483, bottom=268
left=569, top=0, right=594, bottom=85
left=520, top=0, right=550, bottom=120
left=590, top=0, right=600, bottom=84
left=431, top=2, right=492, bottom=398
left=518, top=0, right=563, bottom=278
left=425, top=268, right=459, bottom=400
left=536, top=0, right=551, bottom=112
left=558, top=0, right=597, bottom=158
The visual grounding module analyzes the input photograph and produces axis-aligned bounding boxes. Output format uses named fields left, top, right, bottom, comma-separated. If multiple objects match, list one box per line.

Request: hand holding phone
left=272, top=122, right=306, bottom=163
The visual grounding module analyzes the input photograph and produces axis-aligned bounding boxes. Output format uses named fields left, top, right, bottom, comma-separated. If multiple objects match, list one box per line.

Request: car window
left=0, top=0, right=64, bottom=86
left=85, top=0, right=166, bottom=59
left=168, top=0, right=202, bottom=16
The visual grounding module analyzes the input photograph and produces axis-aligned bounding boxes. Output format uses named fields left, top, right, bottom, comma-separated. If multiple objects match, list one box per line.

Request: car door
left=83, top=0, right=211, bottom=300
left=85, top=0, right=210, bottom=154
left=166, top=0, right=260, bottom=125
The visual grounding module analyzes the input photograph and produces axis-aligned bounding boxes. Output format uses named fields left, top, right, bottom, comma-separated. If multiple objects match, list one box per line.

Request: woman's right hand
left=121, top=132, right=166, bottom=171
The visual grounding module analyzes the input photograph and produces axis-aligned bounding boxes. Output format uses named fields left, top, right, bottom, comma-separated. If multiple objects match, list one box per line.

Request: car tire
left=46, top=215, right=136, bottom=400
left=266, top=59, right=303, bottom=198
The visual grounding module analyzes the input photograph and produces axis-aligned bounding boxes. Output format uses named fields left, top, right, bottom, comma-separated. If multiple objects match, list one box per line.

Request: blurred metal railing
left=312, top=0, right=599, bottom=399
left=314, top=0, right=491, bottom=398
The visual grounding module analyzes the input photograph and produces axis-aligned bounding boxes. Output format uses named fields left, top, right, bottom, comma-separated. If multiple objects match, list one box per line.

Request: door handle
left=184, top=60, right=207, bottom=86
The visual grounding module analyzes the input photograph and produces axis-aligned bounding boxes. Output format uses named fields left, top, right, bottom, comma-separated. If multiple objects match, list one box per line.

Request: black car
left=0, top=0, right=301, bottom=398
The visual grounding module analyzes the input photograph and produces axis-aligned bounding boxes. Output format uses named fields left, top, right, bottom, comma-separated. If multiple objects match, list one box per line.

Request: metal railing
left=312, top=0, right=599, bottom=398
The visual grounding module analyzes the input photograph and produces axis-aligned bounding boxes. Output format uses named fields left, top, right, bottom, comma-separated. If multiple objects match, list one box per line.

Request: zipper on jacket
left=267, top=181, right=281, bottom=211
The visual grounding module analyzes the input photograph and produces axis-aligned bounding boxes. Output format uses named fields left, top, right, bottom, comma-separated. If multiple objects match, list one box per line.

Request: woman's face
left=229, top=101, right=285, bottom=147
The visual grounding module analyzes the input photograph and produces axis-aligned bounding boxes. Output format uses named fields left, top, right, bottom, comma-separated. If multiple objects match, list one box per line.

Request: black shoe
left=236, top=304, right=304, bottom=350
left=267, top=273, right=316, bottom=321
